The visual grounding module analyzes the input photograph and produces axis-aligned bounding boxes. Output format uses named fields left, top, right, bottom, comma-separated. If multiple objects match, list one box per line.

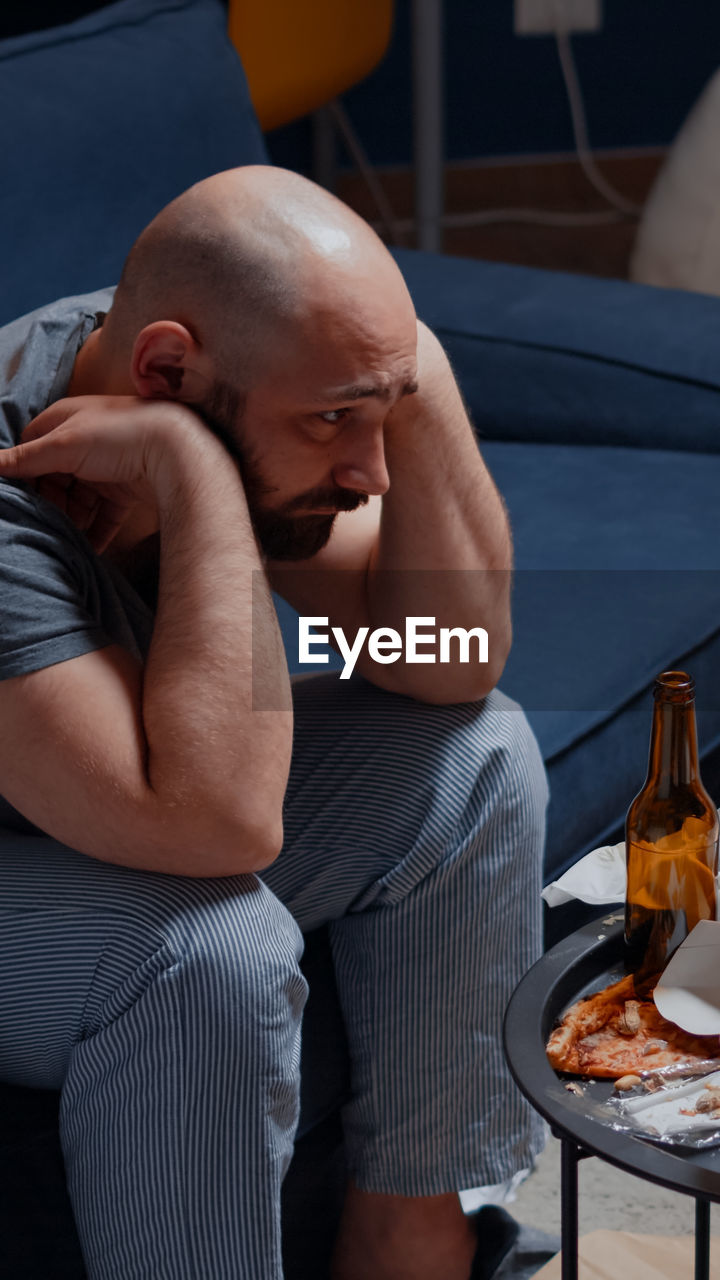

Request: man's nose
left=332, top=431, right=390, bottom=497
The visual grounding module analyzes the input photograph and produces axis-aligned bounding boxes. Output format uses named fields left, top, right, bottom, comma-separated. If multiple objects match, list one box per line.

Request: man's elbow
left=399, top=666, right=503, bottom=706
left=139, top=795, right=286, bottom=878
left=240, top=813, right=285, bottom=872
left=462, top=616, right=512, bottom=699
left=156, top=766, right=289, bottom=876
left=382, top=622, right=511, bottom=705
left=470, top=624, right=511, bottom=699
left=198, top=806, right=285, bottom=876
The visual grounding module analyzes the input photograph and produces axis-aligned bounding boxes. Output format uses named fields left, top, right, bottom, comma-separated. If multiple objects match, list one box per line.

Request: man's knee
left=476, top=691, right=548, bottom=817
left=464, top=693, right=548, bottom=856
left=80, top=872, right=308, bottom=1045
left=180, top=878, right=308, bottom=1029
left=409, top=692, right=547, bottom=897
left=404, top=688, right=548, bottom=832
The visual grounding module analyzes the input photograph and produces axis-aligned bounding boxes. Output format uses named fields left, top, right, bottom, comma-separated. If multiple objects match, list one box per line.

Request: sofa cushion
left=486, top=439, right=720, bottom=880
left=0, top=1086, right=85, bottom=1275
left=0, top=0, right=268, bottom=325
left=394, top=249, right=720, bottom=454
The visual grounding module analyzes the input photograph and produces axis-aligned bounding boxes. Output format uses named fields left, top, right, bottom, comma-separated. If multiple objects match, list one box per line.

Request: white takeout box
left=653, top=919, right=720, bottom=1034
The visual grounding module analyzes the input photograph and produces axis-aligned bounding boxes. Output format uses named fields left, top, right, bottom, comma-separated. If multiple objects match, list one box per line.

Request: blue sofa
left=3, top=0, right=720, bottom=1274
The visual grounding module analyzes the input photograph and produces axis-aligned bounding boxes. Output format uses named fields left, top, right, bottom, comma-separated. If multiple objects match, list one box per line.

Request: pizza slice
left=547, top=973, right=720, bottom=1079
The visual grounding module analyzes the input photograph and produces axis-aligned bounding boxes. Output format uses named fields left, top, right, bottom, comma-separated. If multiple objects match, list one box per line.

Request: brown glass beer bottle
left=625, top=671, right=718, bottom=995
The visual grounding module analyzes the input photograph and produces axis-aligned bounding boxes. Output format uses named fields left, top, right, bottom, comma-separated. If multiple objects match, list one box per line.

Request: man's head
left=80, top=166, right=419, bottom=559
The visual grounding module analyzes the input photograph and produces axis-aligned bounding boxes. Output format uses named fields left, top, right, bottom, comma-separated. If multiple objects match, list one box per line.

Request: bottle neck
left=647, top=700, right=700, bottom=791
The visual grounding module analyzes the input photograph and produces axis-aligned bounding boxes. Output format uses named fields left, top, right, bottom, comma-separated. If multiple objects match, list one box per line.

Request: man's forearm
left=0, top=397, right=293, bottom=872
left=365, top=324, right=512, bottom=701
left=143, top=428, right=293, bottom=862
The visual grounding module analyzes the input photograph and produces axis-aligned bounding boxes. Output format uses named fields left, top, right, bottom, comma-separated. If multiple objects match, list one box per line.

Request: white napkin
left=542, top=840, right=626, bottom=908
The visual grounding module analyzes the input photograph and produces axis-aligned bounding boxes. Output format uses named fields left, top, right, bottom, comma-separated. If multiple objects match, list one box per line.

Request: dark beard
left=200, top=380, right=368, bottom=561
left=249, top=509, right=337, bottom=561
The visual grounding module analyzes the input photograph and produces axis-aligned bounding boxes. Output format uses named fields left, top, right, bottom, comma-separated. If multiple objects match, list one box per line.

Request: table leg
left=695, top=1198, right=710, bottom=1280
left=560, top=1138, right=580, bottom=1280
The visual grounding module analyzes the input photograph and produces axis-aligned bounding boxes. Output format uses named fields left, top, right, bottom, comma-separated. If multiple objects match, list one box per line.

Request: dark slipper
left=469, top=1205, right=521, bottom=1280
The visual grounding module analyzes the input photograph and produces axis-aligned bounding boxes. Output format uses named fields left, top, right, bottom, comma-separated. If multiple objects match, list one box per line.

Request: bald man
left=0, top=168, right=547, bottom=1280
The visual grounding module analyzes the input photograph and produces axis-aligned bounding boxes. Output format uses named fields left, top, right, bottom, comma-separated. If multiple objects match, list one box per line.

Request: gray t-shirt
left=0, top=291, right=154, bottom=833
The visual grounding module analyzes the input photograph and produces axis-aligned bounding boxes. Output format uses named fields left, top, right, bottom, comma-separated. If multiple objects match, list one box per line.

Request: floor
left=501, top=1130, right=720, bottom=1280
left=337, top=148, right=666, bottom=281
left=510, top=1133, right=712, bottom=1239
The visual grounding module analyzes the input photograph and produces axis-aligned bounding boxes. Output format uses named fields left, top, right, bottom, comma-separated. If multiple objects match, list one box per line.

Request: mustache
left=281, top=487, right=370, bottom=514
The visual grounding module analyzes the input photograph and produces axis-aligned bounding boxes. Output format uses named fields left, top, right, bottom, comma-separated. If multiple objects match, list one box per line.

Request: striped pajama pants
left=0, top=675, right=548, bottom=1279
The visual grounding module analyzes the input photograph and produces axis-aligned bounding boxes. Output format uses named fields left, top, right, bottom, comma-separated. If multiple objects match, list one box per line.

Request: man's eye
left=318, top=409, right=348, bottom=424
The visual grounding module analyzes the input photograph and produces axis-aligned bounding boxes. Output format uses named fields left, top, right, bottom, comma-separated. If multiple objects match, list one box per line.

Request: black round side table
left=503, top=917, right=720, bottom=1280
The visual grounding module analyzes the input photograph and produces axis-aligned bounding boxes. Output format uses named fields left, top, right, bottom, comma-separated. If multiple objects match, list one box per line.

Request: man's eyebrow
left=325, top=379, right=419, bottom=402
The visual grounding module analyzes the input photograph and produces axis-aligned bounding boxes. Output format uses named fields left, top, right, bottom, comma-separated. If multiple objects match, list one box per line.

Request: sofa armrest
left=394, top=248, right=720, bottom=454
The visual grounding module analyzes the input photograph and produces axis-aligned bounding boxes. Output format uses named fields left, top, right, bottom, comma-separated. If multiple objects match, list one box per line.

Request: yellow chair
left=227, top=0, right=394, bottom=133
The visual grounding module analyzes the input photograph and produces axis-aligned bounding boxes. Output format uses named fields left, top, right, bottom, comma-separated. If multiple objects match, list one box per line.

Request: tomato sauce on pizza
left=546, top=973, right=720, bottom=1079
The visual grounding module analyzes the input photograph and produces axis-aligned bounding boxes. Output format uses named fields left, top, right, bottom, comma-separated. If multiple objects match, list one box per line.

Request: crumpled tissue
left=541, top=840, right=626, bottom=908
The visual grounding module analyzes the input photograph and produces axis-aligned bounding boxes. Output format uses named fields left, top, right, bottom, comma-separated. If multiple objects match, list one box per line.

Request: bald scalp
left=106, top=166, right=391, bottom=390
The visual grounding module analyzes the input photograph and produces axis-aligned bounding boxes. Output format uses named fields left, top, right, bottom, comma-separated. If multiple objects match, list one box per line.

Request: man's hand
left=0, top=395, right=215, bottom=552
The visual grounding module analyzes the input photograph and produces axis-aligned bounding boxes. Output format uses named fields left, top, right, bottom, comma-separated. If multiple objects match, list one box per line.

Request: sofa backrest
left=0, top=0, right=268, bottom=325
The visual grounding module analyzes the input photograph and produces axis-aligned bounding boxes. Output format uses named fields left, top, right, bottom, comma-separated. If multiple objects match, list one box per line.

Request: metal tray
left=503, top=915, right=720, bottom=1201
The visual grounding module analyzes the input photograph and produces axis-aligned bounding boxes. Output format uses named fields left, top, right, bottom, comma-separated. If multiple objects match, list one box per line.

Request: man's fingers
left=0, top=429, right=92, bottom=482
left=1, top=439, right=136, bottom=548
left=20, top=399, right=88, bottom=443
left=0, top=438, right=54, bottom=478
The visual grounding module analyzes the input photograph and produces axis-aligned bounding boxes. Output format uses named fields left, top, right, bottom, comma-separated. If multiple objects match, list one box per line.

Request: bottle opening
left=653, top=670, right=695, bottom=703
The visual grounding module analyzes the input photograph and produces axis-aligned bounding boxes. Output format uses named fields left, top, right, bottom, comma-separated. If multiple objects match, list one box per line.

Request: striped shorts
left=0, top=674, right=548, bottom=1279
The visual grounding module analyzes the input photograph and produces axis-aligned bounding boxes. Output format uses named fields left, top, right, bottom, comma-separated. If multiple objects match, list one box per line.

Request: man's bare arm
left=0, top=397, right=292, bottom=875
left=271, top=321, right=512, bottom=703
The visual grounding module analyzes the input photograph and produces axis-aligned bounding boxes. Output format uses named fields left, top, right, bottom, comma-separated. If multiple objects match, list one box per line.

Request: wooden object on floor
left=534, top=1228, right=720, bottom=1280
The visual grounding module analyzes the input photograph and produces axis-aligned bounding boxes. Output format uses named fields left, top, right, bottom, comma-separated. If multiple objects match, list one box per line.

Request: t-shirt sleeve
left=0, top=482, right=117, bottom=680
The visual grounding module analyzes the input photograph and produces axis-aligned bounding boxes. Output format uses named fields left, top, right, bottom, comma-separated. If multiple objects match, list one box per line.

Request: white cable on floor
left=383, top=207, right=624, bottom=233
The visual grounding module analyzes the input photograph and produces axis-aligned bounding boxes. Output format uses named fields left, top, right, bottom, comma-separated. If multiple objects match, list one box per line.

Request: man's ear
left=130, top=321, right=211, bottom=401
